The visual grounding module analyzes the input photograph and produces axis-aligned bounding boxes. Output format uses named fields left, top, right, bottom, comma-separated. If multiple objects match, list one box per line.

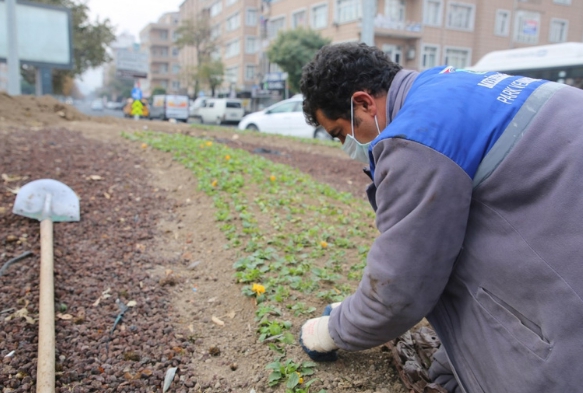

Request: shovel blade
left=13, top=179, right=80, bottom=222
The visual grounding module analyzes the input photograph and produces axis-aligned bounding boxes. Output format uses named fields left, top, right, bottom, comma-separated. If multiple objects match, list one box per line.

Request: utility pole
left=7, top=0, right=21, bottom=95
left=361, top=0, right=375, bottom=46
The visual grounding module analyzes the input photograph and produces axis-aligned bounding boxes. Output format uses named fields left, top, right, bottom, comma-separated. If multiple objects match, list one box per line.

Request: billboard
left=115, top=49, right=148, bottom=79
left=0, top=0, right=73, bottom=68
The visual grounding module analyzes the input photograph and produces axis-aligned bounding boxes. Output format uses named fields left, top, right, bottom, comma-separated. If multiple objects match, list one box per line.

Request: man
left=298, top=42, right=583, bottom=393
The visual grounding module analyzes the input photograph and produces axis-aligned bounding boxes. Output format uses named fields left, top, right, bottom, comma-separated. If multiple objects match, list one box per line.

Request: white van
left=197, top=98, right=245, bottom=125
left=149, top=95, right=189, bottom=122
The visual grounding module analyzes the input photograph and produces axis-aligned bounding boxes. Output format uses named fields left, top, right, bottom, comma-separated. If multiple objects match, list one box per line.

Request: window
left=210, top=1, right=222, bottom=17
left=159, top=63, right=169, bottom=73
left=553, top=0, right=571, bottom=4
left=421, top=45, right=439, bottom=69
left=225, top=39, right=240, bottom=58
left=226, top=12, right=241, bottom=31
left=172, top=64, right=180, bottom=74
left=270, top=101, right=298, bottom=114
left=311, top=4, right=328, bottom=29
left=211, top=23, right=221, bottom=39
left=152, top=47, right=169, bottom=57
left=268, top=17, right=285, bottom=39
left=423, top=0, right=443, bottom=26
left=172, top=81, right=180, bottom=89
left=172, top=31, right=179, bottom=42
left=447, top=2, right=475, bottom=30
left=292, top=10, right=307, bottom=28
left=382, top=44, right=402, bottom=64
left=494, top=9, right=511, bottom=36
left=246, top=8, right=258, bottom=26
left=336, top=0, right=361, bottom=24
left=514, top=10, right=540, bottom=44
left=245, top=65, right=256, bottom=81
left=226, top=0, right=238, bottom=6
left=211, top=48, right=221, bottom=61
left=225, top=66, right=238, bottom=83
left=245, top=36, right=258, bottom=53
left=444, top=47, right=470, bottom=68
left=172, top=47, right=179, bottom=57
left=549, top=18, right=568, bottom=42
left=385, top=0, right=405, bottom=22
left=158, top=30, right=169, bottom=40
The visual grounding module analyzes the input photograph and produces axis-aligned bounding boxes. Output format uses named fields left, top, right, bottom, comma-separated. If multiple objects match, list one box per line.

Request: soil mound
left=0, top=92, right=88, bottom=125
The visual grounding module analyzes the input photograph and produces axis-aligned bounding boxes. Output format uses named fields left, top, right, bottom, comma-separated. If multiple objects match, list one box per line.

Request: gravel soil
left=0, top=106, right=406, bottom=393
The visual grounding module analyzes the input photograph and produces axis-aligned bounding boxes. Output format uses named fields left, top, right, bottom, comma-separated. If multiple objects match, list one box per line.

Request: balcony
left=373, top=15, right=423, bottom=40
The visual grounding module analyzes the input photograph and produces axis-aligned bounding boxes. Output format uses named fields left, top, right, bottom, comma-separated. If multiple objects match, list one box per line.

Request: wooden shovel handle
left=37, top=219, right=55, bottom=393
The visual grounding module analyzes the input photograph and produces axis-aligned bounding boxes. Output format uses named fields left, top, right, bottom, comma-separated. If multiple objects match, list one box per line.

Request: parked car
left=106, top=101, right=122, bottom=110
left=148, top=95, right=189, bottom=122
left=197, top=98, right=245, bottom=125
left=237, top=95, right=331, bottom=140
left=90, top=99, right=104, bottom=111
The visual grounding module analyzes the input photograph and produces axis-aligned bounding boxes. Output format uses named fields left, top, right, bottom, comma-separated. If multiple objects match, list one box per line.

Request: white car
left=90, top=99, right=104, bottom=111
left=238, top=95, right=331, bottom=140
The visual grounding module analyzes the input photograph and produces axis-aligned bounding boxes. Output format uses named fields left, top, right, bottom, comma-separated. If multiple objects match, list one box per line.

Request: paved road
left=74, top=101, right=125, bottom=118
left=74, top=101, right=236, bottom=127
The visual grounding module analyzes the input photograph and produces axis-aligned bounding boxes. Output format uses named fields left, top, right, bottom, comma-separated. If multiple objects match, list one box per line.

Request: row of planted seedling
left=126, top=131, right=377, bottom=392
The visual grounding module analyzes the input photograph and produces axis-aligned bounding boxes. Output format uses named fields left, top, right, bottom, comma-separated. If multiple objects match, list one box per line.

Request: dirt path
left=0, top=110, right=406, bottom=393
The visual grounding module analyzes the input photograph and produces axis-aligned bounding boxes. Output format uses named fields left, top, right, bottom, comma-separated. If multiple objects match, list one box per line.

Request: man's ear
left=352, top=91, right=377, bottom=115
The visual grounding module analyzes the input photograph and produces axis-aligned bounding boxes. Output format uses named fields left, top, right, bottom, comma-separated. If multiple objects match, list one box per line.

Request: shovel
left=13, top=179, right=80, bottom=393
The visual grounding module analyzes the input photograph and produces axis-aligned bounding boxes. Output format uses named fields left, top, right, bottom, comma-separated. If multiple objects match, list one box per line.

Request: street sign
left=131, top=100, right=144, bottom=116
left=115, top=49, right=149, bottom=78
left=131, top=87, right=142, bottom=100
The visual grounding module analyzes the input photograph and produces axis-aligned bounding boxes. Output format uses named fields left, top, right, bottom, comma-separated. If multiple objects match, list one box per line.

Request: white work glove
left=299, top=316, right=339, bottom=361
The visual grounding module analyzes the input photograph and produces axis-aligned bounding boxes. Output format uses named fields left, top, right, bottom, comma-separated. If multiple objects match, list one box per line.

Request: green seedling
left=266, top=358, right=319, bottom=392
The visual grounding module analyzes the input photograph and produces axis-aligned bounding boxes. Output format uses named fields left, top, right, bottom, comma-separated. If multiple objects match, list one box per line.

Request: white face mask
left=342, top=97, right=381, bottom=164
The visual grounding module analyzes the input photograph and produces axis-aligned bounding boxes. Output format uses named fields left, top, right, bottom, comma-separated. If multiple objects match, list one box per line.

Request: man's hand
left=299, top=316, right=339, bottom=362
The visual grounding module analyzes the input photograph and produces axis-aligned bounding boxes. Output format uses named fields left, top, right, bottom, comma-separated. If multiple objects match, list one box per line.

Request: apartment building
left=179, top=0, right=262, bottom=100
left=178, top=0, right=583, bottom=100
left=139, top=12, right=182, bottom=96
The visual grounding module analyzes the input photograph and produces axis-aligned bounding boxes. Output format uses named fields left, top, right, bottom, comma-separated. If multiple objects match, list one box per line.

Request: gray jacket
left=328, top=67, right=583, bottom=393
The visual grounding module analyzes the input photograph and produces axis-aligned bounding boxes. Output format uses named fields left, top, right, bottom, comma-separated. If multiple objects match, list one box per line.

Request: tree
left=23, top=0, right=115, bottom=94
left=199, top=59, right=224, bottom=97
left=267, top=28, right=331, bottom=93
left=152, top=87, right=167, bottom=96
left=100, top=67, right=134, bottom=100
left=175, top=17, right=222, bottom=96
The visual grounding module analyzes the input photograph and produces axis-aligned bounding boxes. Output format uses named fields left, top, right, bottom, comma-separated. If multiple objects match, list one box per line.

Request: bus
left=468, top=42, right=583, bottom=89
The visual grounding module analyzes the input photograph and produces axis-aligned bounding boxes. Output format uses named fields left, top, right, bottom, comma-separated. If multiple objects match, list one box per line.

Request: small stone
left=208, top=346, right=220, bottom=356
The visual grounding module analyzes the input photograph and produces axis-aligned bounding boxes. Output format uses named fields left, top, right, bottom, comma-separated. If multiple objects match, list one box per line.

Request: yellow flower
left=206, top=141, right=213, bottom=146
left=211, top=180, right=218, bottom=187
left=269, top=175, right=276, bottom=182
left=225, top=155, right=231, bottom=160
left=140, top=143, right=148, bottom=149
left=320, top=240, right=328, bottom=248
left=296, top=372, right=303, bottom=384
left=251, top=283, right=265, bottom=295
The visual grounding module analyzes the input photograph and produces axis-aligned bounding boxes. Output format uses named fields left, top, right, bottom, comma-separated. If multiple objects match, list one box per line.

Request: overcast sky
left=76, top=0, right=183, bottom=94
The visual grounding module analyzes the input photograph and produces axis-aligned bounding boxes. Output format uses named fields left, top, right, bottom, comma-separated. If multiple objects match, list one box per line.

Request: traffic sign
left=131, top=100, right=144, bottom=116
left=131, top=87, right=142, bottom=100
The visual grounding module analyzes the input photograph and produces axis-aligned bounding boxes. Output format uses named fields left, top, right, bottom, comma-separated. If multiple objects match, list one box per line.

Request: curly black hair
left=300, top=42, right=402, bottom=127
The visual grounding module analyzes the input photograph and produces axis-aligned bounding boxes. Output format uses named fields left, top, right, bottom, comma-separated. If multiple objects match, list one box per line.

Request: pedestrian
left=298, top=42, right=583, bottom=393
